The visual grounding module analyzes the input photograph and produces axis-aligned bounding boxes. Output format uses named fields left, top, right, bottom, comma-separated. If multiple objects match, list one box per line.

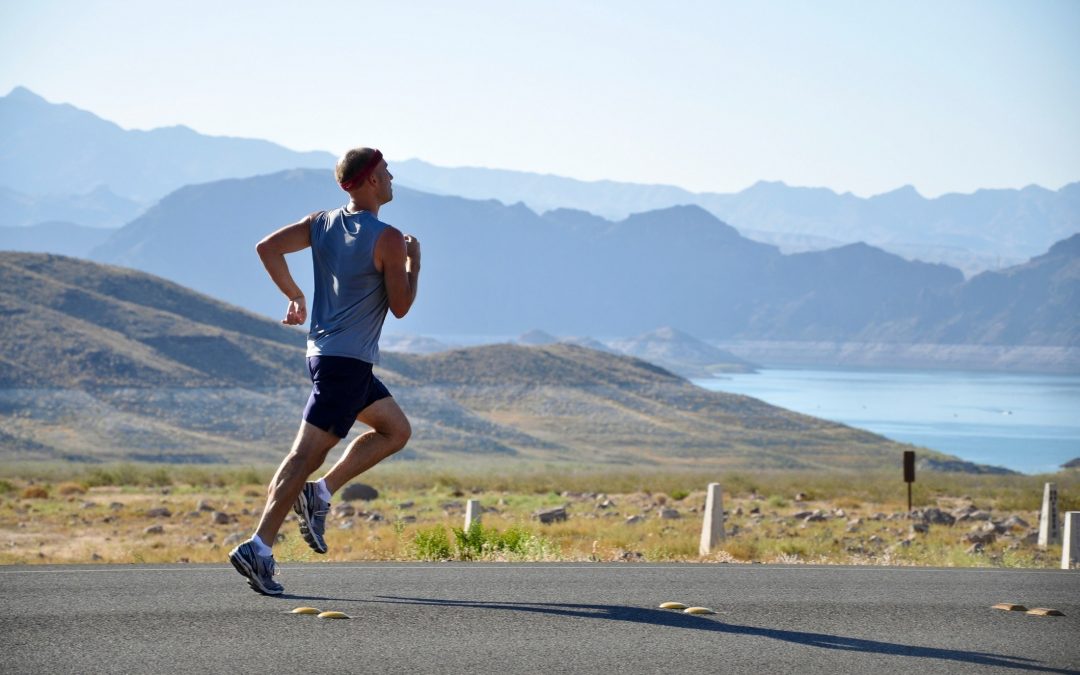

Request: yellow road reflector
left=659, top=602, right=688, bottom=610
left=991, top=603, right=1027, bottom=612
left=318, top=611, right=351, bottom=619
left=684, top=607, right=717, bottom=615
left=290, top=607, right=320, bottom=615
left=1026, top=608, right=1064, bottom=617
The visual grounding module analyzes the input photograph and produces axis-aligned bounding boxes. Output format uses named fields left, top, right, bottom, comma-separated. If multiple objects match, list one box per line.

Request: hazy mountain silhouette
left=517, top=329, right=559, bottom=346
left=608, top=327, right=757, bottom=377
left=0, top=87, right=333, bottom=203
left=0, top=185, right=145, bottom=228
left=85, top=169, right=1078, bottom=351
left=5, top=87, right=1076, bottom=275
left=0, top=221, right=113, bottom=258
left=392, top=158, right=1080, bottom=273
left=927, top=234, right=1080, bottom=346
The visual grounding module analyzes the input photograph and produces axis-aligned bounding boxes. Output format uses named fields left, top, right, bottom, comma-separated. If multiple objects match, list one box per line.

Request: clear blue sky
left=2, top=0, right=1078, bottom=197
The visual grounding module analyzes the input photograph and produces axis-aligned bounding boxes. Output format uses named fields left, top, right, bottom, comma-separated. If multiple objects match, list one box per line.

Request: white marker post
left=1038, top=482, right=1059, bottom=548
left=465, top=499, right=481, bottom=531
left=699, top=483, right=725, bottom=556
left=1063, top=512, right=1080, bottom=570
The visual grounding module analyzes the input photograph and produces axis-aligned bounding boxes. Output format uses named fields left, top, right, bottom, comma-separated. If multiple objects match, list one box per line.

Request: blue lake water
left=693, top=370, right=1080, bottom=475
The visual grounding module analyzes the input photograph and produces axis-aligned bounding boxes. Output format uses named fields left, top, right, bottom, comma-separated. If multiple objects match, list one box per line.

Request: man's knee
left=358, top=399, right=411, bottom=451
left=287, top=424, right=339, bottom=467
left=285, top=445, right=330, bottom=472
left=385, top=415, right=411, bottom=450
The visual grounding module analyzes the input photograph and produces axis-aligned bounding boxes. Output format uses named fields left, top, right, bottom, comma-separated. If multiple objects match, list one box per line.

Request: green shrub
left=146, top=467, right=172, bottom=487
left=233, top=467, right=265, bottom=487
left=83, top=464, right=174, bottom=488
left=170, top=465, right=268, bottom=488
left=766, top=494, right=788, bottom=508
left=669, top=489, right=690, bottom=501
left=452, top=522, right=486, bottom=560
left=449, top=522, right=548, bottom=560
left=777, top=541, right=807, bottom=556
left=494, top=526, right=533, bottom=555
left=86, top=464, right=141, bottom=487
left=0, top=479, right=13, bottom=495
left=722, top=473, right=759, bottom=497
left=412, top=525, right=452, bottom=560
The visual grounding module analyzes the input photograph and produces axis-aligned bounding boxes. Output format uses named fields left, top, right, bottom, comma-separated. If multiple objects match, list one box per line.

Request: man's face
left=375, top=161, right=393, bottom=204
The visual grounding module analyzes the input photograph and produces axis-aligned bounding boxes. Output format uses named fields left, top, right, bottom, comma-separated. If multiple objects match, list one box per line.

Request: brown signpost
left=903, top=450, right=916, bottom=512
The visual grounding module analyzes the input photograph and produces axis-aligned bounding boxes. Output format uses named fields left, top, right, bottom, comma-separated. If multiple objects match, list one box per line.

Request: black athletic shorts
left=302, top=355, right=392, bottom=438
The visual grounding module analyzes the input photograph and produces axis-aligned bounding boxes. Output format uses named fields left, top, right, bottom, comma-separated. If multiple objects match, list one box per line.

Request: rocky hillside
left=0, top=252, right=306, bottom=388
left=0, top=253, right=919, bottom=470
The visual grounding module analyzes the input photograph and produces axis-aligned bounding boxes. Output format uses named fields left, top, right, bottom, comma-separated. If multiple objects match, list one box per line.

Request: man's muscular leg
left=321, top=397, right=411, bottom=493
left=255, top=422, right=340, bottom=546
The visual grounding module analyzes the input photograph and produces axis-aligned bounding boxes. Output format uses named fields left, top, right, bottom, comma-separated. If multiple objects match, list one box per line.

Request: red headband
left=339, top=149, right=383, bottom=191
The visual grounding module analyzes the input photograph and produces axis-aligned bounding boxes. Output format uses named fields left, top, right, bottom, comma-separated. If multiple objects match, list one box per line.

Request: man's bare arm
left=376, top=227, right=421, bottom=319
left=256, top=213, right=317, bottom=325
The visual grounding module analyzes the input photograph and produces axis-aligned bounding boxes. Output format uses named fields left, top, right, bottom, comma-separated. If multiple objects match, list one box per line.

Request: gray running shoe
left=228, top=540, right=283, bottom=595
left=293, top=482, right=329, bottom=554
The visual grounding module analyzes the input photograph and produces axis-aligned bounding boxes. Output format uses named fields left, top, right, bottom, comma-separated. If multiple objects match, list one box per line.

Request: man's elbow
left=388, top=294, right=415, bottom=319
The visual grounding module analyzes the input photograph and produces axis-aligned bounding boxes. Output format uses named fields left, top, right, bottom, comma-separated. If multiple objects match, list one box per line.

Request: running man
left=229, top=147, right=420, bottom=594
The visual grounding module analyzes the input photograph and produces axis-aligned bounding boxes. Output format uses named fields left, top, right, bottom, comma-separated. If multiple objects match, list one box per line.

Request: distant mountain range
left=391, top=159, right=1080, bottom=274
left=0, top=252, right=919, bottom=470
left=0, top=185, right=145, bottom=228
left=81, top=169, right=1078, bottom=365
left=0, top=86, right=332, bottom=219
left=3, top=87, right=1077, bottom=276
left=476, top=327, right=752, bottom=378
left=606, top=327, right=757, bottom=377
left=0, top=221, right=113, bottom=258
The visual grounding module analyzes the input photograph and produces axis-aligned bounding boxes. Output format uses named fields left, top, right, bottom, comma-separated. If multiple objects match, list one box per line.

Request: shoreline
left=693, top=369, right=1079, bottom=476
left=712, top=341, right=1080, bottom=375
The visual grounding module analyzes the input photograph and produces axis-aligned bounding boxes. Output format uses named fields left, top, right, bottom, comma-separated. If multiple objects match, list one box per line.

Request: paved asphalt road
left=1, top=563, right=1078, bottom=674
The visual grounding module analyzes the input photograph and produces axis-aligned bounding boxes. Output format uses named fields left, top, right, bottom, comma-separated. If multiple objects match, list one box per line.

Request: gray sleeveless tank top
left=306, top=208, right=390, bottom=364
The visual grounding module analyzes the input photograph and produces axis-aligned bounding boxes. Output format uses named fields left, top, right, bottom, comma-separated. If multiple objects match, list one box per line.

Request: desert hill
left=0, top=253, right=916, bottom=470
left=0, top=252, right=305, bottom=388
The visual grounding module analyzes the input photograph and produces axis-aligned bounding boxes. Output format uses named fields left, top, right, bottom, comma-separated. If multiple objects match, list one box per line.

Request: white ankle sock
left=251, top=534, right=272, bottom=556
left=315, top=478, right=332, bottom=502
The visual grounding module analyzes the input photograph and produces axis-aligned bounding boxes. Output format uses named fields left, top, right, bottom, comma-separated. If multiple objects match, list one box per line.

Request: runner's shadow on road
left=276, top=593, right=365, bottom=603
left=372, top=596, right=1075, bottom=674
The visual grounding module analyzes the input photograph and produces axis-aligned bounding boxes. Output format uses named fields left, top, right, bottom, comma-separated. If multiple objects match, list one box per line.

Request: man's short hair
left=336, top=147, right=381, bottom=185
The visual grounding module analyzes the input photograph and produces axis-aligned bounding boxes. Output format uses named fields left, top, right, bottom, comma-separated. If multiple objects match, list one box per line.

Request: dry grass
left=56, top=482, right=87, bottom=496
left=0, top=463, right=1074, bottom=567
left=20, top=486, right=48, bottom=500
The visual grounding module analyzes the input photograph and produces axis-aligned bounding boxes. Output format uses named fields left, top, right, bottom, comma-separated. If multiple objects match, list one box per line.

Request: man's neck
left=346, top=197, right=380, bottom=216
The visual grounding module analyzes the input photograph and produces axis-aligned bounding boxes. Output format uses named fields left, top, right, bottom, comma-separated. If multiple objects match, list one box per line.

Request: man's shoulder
left=362, top=214, right=399, bottom=240
left=306, top=209, right=333, bottom=227
left=365, top=211, right=394, bottom=228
